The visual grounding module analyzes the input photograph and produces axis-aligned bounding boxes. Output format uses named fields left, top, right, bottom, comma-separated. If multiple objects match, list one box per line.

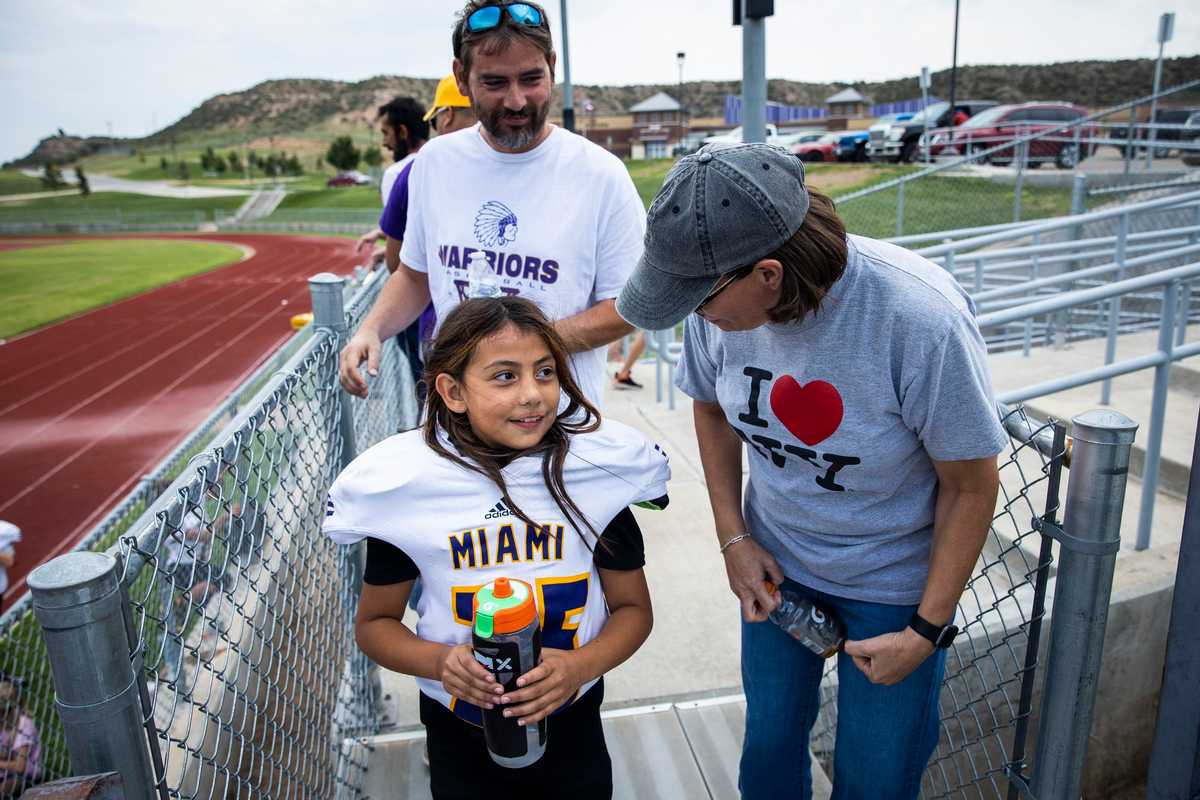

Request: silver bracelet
left=719, top=533, right=752, bottom=553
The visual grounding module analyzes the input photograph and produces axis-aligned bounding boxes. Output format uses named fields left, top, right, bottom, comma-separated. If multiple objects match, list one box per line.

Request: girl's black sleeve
left=593, top=495, right=668, bottom=571
left=364, top=537, right=419, bottom=585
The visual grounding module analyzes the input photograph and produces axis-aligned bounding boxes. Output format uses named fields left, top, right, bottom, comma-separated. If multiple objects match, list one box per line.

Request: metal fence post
left=1136, top=280, right=1178, bottom=550
left=1013, top=138, right=1027, bottom=223
left=1101, top=213, right=1130, bottom=404
left=1030, top=409, right=1138, bottom=800
left=1070, top=173, right=1088, bottom=216
left=896, top=179, right=906, bottom=238
left=310, top=273, right=357, bottom=471
left=29, top=552, right=157, bottom=798
left=1145, top=406, right=1200, bottom=797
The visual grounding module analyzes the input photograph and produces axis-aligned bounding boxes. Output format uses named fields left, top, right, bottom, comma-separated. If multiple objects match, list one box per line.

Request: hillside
left=7, top=56, right=1198, bottom=168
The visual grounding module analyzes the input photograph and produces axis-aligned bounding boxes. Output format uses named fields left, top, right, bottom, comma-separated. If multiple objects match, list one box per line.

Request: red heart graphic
left=769, top=377, right=844, bottom=446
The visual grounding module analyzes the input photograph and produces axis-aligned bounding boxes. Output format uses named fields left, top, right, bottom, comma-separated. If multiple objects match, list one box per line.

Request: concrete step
left=357, top=694, right=833, bottom=800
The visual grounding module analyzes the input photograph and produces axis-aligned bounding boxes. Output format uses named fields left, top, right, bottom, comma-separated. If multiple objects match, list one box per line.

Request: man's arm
left=384, top=236, right=403, bottom=274
left=554, top=299, right=633, bottom=353
left=338, top=262, right=431, bottom=398
left=844, top=455, right=999, bottom=685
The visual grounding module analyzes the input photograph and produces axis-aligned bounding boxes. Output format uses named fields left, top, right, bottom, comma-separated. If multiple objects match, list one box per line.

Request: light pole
left=947, top=0, right=960, bottom=118
left=559, top=0, right=575, bottom=132
left=735, top=0, right=773, bottom=144
left=920, top=66, right=931, bottom=165
left=1146, top=12, right=1174, bottom=170
left=677, top=51, right=686, bottom=88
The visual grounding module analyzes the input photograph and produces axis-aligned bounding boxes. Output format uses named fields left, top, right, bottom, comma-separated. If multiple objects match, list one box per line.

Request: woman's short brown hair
left=763, top=190, right=848, bottom=324
left=452, top=1, right=555, bottom=79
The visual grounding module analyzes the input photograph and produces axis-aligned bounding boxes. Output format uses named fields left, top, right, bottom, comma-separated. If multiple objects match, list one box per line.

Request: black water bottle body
left=473, top=622, right=547, bottom=767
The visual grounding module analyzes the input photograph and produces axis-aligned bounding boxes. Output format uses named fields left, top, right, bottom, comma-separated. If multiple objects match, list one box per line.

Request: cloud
left=1, top=0, right=1196, bottom=162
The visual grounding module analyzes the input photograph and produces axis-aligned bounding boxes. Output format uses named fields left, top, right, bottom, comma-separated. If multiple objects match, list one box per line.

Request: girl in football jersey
left=324, top=296, right=670, bottom=800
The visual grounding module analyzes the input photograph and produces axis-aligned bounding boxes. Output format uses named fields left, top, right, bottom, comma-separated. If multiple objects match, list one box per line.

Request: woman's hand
left=843, top=627, right=935, bottom=686
left=722, top=537, right=784, bottom=623
left=438, top=644, right=503, bottom=709
left=498, top=648, right=586, bottom=726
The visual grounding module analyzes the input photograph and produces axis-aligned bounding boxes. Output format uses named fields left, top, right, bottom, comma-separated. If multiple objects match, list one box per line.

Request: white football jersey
left=324, top=419, right=670, bottom=723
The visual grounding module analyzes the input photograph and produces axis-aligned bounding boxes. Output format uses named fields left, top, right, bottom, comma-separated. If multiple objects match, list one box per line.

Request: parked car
left=937, top=102, right=1097, bottom=169
left=1182, top=111, right=1200, bottom=167
left=836, top=130, right=871, bottom=162
left=793, top=133, right=838, bottom=163
left=867, top=101, right=997, bottom=163
left=773, top=129, right=825, bottom=149
left=1137, top=107, right=1200, bottom=157
left=326, top=170, right=371, bottom=187
left=673, top=131, right=710, bottom=156
left=704, top=123, right=781, bottom=145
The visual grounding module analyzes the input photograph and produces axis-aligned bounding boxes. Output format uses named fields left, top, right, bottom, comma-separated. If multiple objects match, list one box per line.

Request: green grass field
left=0, top=239, right=244, bottom=338
left=0, top=170, right=45, bottom=196
left=276, top=186, right=381, bottom=209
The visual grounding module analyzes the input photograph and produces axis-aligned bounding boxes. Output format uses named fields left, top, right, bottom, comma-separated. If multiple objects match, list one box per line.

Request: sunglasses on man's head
left=467, top=3, right=545, bottom=33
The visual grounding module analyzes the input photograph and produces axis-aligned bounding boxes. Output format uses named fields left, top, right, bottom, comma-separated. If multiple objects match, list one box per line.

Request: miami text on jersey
left=448, top=522, right=566, bottom=570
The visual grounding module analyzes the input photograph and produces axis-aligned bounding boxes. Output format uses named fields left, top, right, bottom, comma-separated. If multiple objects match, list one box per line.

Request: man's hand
left=438, top=644, right=503, bottom=709
left=499, top=648, right=586, bottom=726
left=339, top=330, right=382, bottom=398
left=722, top=537, right=784, bottom=622
left=356, top=229, right=381, bottom=253
left=843, top=627, right=935, bottom=686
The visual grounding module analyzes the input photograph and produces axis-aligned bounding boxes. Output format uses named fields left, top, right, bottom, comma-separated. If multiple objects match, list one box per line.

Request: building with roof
left=824, top=87, right=871, bottom=119
left=628, top=92, right=689, bottom=160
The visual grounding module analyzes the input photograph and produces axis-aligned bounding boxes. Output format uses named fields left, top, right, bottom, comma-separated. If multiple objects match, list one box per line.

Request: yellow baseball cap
left=423, top=75, right=471, bottom=121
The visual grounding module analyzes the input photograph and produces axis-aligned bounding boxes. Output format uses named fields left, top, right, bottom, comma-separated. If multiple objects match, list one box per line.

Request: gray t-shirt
left=676, top=234, right=1007, bottom=605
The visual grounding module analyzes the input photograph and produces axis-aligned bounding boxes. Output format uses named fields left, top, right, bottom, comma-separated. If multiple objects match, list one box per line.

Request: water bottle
left=472, top=577, right=546, bottom=768
left=467, top=251, right=501, bottom=299
left=764, top=581, right=845, bottom=658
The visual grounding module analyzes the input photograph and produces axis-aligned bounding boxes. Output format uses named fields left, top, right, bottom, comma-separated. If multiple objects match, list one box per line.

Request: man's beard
left=481, top=98, right=550, bottom=150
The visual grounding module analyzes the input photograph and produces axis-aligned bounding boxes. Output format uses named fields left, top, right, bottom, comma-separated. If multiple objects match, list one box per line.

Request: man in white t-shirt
left=355, top=97, right=432, bottom=260
left=339, top=0, right=643, bottom=408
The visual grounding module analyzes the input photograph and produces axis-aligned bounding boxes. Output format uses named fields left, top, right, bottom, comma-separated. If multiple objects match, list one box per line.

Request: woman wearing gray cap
left=616, top=143, right=1006, bottom=799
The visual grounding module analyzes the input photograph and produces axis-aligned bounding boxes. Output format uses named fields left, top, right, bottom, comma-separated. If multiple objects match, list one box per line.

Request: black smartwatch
left=908, top=612, right=959, bottom=649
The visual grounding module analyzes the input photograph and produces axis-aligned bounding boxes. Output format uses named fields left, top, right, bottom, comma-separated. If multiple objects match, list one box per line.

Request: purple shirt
left=379, top=160, right=436, bottom=344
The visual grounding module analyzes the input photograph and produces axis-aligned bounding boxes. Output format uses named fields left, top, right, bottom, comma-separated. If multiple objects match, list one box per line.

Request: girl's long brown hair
left=422, top=297, right=602, bottom=545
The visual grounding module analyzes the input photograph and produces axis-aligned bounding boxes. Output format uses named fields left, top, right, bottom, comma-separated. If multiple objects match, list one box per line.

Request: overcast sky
left=1, top=0, right=1196, bottom=164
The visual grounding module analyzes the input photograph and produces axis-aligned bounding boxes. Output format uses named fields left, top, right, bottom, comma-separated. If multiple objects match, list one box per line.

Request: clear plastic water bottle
left=764, top=581, right=845, bottom=658
left=467, top=251, right=501, bottom=299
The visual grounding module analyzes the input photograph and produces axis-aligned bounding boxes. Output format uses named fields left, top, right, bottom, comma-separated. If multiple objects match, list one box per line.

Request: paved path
left=19, top=168, right=250, bottom=198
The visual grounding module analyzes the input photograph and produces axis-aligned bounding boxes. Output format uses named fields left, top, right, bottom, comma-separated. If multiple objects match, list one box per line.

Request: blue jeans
left=739, top=578, right=946, bottom=800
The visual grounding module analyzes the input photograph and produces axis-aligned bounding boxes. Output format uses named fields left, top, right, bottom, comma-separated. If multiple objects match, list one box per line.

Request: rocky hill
left=8, top=56, right=1198, bottom=167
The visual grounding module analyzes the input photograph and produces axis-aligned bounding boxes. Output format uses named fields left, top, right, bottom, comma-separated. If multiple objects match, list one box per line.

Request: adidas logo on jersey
left=484, top=499, right=512, bottom=520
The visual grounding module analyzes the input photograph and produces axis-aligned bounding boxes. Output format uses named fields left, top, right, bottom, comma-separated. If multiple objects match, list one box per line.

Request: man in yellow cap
left=422, top=73, right=476, bottom=139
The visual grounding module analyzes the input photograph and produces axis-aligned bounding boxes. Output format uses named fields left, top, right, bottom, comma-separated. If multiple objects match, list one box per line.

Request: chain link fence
left=810, top=407, right=1068, bottom=799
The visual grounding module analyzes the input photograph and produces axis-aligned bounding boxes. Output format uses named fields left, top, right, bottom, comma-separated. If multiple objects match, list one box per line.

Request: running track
left=0, top=233, right=364, bottom=604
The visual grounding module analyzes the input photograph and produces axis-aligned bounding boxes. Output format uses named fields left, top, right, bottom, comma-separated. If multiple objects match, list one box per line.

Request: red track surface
left=0, top=233, right=363, bottom=604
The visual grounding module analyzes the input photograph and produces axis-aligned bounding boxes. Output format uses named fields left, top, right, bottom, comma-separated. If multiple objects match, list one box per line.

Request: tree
left=213, top=154, right=227, bottom=174
left=41, top=163, right=66, bottom=190
left=200, top=146, right=217, bottom=172
left=325, top=136, right=361, bottom=172
left=363, top=147, right=382, bottom=167
left=286, top=155, right=303, bottom=176
left=227, top=151, right=242, bottom=173
left=177, top=161, right=190, bottom=180
left=75, top=163, right=91, bottom=196
left=247, top=150, right=259, bottom=168
left=159, top=156, right=169, bottom=172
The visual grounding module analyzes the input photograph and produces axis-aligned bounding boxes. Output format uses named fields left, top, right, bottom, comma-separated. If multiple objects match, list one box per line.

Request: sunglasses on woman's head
left=467, top=3, right=545, bottom=33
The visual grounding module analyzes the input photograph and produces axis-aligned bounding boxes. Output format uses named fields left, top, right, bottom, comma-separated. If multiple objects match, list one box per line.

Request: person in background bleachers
left=0, top=679, right=40, bottom=797
left=0, top=522, right=19, bottom=614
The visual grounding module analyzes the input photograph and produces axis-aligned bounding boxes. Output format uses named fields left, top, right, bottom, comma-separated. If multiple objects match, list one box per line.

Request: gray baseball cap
left=617, top=142, right=809, bottom=331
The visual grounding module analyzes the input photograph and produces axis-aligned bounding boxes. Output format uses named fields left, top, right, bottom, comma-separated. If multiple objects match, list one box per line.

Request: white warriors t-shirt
left=400, top=124, right=646, bottom=408
left=323, top=420, right=670, bottom=724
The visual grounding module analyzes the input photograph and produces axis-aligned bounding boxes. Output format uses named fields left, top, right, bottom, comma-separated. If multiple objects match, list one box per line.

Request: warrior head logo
left=474, top=201, right=519, bottom=247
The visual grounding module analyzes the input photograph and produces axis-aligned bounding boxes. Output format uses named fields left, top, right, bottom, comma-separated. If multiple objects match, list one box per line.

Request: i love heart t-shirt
left=675, top=235, right=1007, bottom=605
